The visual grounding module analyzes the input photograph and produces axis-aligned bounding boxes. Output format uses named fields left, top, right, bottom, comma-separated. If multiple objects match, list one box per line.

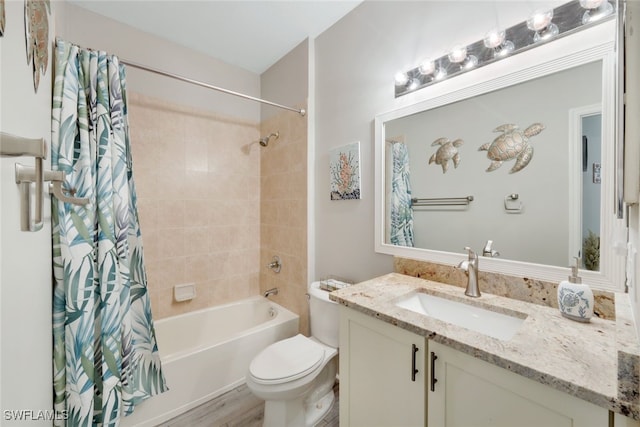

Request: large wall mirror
left=375, top=20, right=626, bottom=291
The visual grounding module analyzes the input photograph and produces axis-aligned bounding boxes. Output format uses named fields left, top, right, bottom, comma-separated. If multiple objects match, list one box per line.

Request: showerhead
left=258, top=131, right=279, bottom=147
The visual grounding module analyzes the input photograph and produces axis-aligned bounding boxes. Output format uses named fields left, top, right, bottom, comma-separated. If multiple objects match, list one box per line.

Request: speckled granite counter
left=330, top=273, right=640, bottom=420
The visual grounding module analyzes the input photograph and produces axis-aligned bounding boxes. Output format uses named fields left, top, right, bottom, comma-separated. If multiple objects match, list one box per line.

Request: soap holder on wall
left=174, top=283, right=196, bottom=302
left=504, top=193, right=523, bottom=214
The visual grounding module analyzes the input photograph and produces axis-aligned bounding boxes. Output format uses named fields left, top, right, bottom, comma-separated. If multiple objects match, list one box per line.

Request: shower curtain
left=51, top=39, right=167, bottom=426
left=390, top=142, right=414, bottom=247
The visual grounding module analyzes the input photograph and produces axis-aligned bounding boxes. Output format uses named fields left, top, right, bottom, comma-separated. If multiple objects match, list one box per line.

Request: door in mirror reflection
left=581, top=114, right=601, bottom=271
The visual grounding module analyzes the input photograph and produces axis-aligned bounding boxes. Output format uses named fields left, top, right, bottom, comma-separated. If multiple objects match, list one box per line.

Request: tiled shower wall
left=260, top=109, right=309, bottom=334
left=129, top=92, right=261, bottom=319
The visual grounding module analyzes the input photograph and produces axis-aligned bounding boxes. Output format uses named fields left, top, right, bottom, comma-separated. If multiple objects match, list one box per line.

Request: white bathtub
left=121, top=296, right=299, bottom=427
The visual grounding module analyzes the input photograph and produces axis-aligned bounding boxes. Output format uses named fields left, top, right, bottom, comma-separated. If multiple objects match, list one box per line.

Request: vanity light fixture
left=527, top=9, right=559, bottom=42
left=580, top=0, right=614, bottom=23
left=394, top=0, right=615, bottom=97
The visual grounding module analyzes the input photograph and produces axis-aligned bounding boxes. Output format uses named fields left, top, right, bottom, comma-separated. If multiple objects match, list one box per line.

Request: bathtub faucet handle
left=267, top=255, right=282, bottom=273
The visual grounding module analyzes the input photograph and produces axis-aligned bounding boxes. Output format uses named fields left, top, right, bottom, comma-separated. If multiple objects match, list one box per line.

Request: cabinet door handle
left=430, top=351, right=438, bottom=391
left=411, top=344, right=419, bottom=381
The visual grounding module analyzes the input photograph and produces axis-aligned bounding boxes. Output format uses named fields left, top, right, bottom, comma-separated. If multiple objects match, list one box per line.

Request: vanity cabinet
left=339, top=306, right=427, bottom=427
left=428, top=340, right=609, bottom=427
left=339, top=305, right=616, bottom=427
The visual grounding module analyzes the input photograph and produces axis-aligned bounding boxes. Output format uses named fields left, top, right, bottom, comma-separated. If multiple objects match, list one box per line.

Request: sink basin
left=396, top=292, right=525, bottom=341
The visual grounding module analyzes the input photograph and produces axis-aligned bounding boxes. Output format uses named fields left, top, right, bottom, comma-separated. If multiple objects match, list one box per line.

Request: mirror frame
left=375, top=20, right=626, bottom=291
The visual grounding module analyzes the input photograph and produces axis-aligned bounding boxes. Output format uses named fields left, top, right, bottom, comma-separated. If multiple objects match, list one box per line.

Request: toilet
left=246, top=281, right=339, bottom=427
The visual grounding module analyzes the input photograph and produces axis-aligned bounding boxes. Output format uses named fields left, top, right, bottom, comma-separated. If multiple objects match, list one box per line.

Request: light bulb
left=448, top=46, right=468, bottom=64
left=579, top=0, right=605, bottom=9
left=418, top=60, right=435, bottom=75
left=527, top=9, right=558, bottom=42
left=484, top=29, right=515, bottom=58
left=394, top=71, right=408, bottom=86
left=527, top=10, right=553, bottom=31
left=581, top=0, right=613, bottom=23
left=483, top=30, right=505, bottom=49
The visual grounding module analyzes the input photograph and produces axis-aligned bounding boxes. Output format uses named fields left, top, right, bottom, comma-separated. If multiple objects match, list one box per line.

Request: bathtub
left=121, top=296, right=299, bottom=427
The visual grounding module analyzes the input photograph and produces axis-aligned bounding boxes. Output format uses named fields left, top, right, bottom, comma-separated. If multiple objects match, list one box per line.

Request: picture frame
left=329, top=141, right=361, bottom=200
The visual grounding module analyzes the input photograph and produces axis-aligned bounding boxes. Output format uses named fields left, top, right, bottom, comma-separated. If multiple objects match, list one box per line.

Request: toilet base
left=304, top=389, right=335, bottom=426
left=262, top=388, right=334, bottom=427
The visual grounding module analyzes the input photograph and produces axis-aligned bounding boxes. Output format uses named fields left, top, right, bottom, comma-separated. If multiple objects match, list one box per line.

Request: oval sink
left=396, top=292, right=526, bottom=341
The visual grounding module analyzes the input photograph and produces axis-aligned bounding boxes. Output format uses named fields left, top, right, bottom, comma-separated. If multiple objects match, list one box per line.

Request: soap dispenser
left=557, top=257, right=594, bottom=322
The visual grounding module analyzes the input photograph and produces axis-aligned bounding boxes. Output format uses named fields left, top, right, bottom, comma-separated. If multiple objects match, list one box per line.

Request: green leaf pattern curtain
left=390, top=141, right=414, bottom=247
left=51, top=39, right=167, bottom=426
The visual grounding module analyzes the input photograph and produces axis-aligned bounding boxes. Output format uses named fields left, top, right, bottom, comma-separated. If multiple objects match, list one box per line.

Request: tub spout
left=264, top=287, right=279, bottom=298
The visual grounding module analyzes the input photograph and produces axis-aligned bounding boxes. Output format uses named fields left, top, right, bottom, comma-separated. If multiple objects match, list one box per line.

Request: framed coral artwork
left=329, top=141, right=361, bottom=200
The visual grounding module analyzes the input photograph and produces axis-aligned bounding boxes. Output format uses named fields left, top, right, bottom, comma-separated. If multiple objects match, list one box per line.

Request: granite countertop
left=330, top=273, right=640, bottom=420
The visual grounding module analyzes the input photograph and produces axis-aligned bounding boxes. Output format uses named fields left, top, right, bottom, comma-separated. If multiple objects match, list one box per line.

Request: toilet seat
left=249, top=334, right=325, bottom=385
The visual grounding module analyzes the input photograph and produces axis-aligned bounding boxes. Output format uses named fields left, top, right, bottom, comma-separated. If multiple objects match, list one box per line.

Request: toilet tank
left=308, top=281, right=339, bottom=348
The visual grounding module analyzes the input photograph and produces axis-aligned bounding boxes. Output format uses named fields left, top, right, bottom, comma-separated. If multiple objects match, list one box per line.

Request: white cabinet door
left=615, top=413, right=640, bottom=427
left=428, top=340, right=609, bottom=427
left=339, top=306, right=426, bottom=427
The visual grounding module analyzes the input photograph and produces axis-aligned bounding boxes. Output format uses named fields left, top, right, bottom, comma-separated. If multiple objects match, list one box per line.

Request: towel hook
left=1, top=133, right=47, bottom=231
left=15, top=163, right=89, bottom=204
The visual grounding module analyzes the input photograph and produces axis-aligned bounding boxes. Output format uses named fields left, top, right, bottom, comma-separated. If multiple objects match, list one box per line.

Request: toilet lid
left=249, top=334, right=325, bottom=385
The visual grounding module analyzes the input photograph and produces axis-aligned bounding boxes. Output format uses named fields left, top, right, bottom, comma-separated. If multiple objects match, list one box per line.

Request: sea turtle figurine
left=478, top=123, right=545, bottom=173
left=429, top=137, right=464, bottom=173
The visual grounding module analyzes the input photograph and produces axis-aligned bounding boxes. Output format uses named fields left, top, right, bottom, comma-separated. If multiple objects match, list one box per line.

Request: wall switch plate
left=592, top=162, right=601, bottom=184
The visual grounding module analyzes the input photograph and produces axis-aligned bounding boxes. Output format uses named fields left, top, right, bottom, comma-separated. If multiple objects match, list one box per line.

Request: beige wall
left=259, top=40, right=310, bottom=335
left=259, top=109, right=309, bottom=334
left=260, top=40, right=309, bottom=121
left=129, top=93, right=261, bottom=319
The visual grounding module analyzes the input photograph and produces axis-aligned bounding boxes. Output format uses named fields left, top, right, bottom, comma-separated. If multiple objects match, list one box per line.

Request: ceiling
left=68, top=0, right=363, bottom=75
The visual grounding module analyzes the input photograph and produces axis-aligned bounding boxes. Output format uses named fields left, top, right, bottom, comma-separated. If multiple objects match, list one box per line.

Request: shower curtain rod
left=120, top=59, right=306, bottom=116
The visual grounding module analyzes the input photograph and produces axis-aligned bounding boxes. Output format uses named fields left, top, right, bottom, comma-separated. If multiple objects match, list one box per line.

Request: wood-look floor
left=158, top=383, right=339, bottom=427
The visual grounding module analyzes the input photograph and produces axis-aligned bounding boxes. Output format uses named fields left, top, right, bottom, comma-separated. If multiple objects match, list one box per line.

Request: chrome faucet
left=457, top=247, right=481, bottom=297
left=482, top=240, right=500, bottom=258
left=264, top=287, right=279, bottom=298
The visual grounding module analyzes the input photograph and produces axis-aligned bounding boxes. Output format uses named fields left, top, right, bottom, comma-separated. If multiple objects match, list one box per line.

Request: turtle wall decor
left=478, top=123, right=545, bottom=173
left=428, top=137, right=464, bottom=173
left=25, top=0, right=50, bottom=92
